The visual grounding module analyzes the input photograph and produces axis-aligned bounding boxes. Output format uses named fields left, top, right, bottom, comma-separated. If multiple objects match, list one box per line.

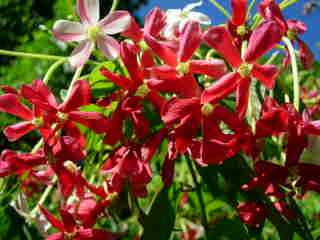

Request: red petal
left=120, top=42, right=143, bottom=86
left=144, top=7, right=166, bottom=37
left=104, top=107, right=124, bottom=145
left=39, top=206, right=65, bottom=232
left=161, top=97, right=200, bottom=125
left=201, top=72, right=241, bottom=104
left=236, top=77, right=251, bottom=120
left=68, top=111, right=109, bottom=133
left=144, top=34, right=177, bottom=66
left=259, top=0, right=287, bottom=33
left=251, top=63, right=279, bottom=89
left=189, top=59, right=227, bottom=79
left=59, top=80, right=91, bottom=112
left=244, top=21, right=282, bottom=62
left=146, top=90, right=165, bottom=112
left=287, top=19, right=307, bottom=35
left=4, top=122, right=35, bottom=142
left=231, top=0, right=247, bottom=26
left=141, top=129, right=166, bottom=162
left=297, top=38, right=314, bottom=69
left=178, top=21, right=201, bottom=62
left=47, top=233, right=65, bottom=240
left=21, top=80, right=58, bottom=111
left=121, top=17, right=143, bottom=42
left=0, top=94, right=33, bottom=120
left=59, top=208, right=76, bottom=233
left=203, top=26, right=242, bottom=68
left=147, top=65, right=178, bottom=80
left=100, top=67, right=133, bottom=90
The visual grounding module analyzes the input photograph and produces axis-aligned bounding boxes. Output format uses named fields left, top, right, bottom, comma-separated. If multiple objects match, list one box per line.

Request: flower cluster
left=0, top=0, right=318, bottom=238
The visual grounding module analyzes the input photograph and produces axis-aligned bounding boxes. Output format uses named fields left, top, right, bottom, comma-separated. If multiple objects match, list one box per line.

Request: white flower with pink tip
left=53, top=0, right=131, bottom=67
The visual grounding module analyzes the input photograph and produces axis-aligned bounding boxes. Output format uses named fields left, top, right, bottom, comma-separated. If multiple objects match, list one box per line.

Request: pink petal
left=69, top=40, right=94, bottom=67
left=4, top=122, right=35, bottom=142
left=77, top=0, right=99, bottom=25
left=201, top=72, right=241, bottom=104
left=231, top=0, right=247, bottom=26
left=203, top=26, right=242, bottom=68
left=47, top=233, right=65, bottom=240
left=0, top=94, right=33, bottom=120
left=53, top=20, right=86, bottom=42
left=178, top=21, right=201, bottom=62
left=287, top=19, right=307, bottom=35
left=99, top=11, right=131, bottom=35
left=251, top=64, right=279, bottom=89
left=244, top=21, right=282, bottom=63
left=189, top=59, right=227, bottom=79
left=96, top=35, right=120, bottom=60
left=59, top=80, right=91, bottom=112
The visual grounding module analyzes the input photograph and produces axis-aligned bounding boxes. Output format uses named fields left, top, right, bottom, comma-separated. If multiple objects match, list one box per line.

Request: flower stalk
left=208, top=0, right=230, bottom=18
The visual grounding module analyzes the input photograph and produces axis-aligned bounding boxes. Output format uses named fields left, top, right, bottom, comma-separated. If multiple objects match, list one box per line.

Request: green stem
left=185, top=156, right=209, bottom=240
left=208, top=0, right=230, bottom=18
left=0, top=49, right=66, bottom=61
left=248, top=0, right=257, bottom=15
left=30, top=176, right=57, bottom=217
left=283, top=37, right=300, bottom=110
left=110, top=0, right=120, bottom=13
left=279, top=0, right=299, bottom=10
left=43, top=59, right=66, bottom=84
left=66, top=66, right=83, bottom=98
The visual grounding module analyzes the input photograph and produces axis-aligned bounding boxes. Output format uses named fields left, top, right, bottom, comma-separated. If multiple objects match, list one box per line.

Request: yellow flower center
left=135, top=83, right=150, bottom=97
left=201, top=103, right=215, bottom=116
left=87, top=25, right=102, bottom=41
left=32, top=117, right=44, bottom=127
left=139, top=41, right=149, bottom=51
left=287, top=29, right=297, bottom=40
left=238, top=63, right=253, bottom=78
left=236, top=25, right=247, bottom=37
left=176, top=62, right=190, bottom=75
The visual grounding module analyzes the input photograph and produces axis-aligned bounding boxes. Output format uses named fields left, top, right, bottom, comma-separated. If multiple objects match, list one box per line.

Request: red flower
left=40, top=206, right=116, bottom=240
left=147, top=21, right=227, bottom=98
left=260, top=0, right=314, bottom=69
left=202, top=21, right=281, bottom=118
left=237, top=202, right=267, bottom=227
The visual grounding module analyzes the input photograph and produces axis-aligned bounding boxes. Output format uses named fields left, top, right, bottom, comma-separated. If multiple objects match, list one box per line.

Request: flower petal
left=188, top=11, right=211, bottom=25
left=69, top=40, right=94, bottom=67
left=4, top=122, right=35, bottom=142
left=178, top=21, right=201, bottom=62
left=0, top=94, right=33, bottom=120
left=59, top=208, right=76, bottom=233
left=53, top=20, right=86, bottom=42
left=144, top=34, right=177, bottom=66
left=59, top=80, right=91, bottom=112
left=144, top=7, right=166, bottom=37
left=203, top=26, right=242, bottom=68
left=39, top=206, right=65, bottom=232
left=99, top=11, right=131, bottom=35
left=68, top=111, right=110, bottom=133
left=201, top=72, right=241, bottom=104
left=297, top=38, right=314, bottom=69
left=236, top=77, right=251, bottom=120
left=96, top=35, right=120, bottom=60
left=77, top=0, right=100, bottom=25
left=231, top=0, right=247, bottom=26
left=244, top=21, right=282, bottom=63
left=189, top=59, right=227, bottom=79
left=100, top=67, right=133, bottom=90
left=251, top=63, right=279, bottom=89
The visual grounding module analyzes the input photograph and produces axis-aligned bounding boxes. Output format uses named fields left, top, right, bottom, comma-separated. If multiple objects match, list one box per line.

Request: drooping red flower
left=202, top=21, right=282, bottom=119
left=260, top=0, right=314, bottom=69
left=40, top=205, right=116, bottom=240
left=237, top=202, right=267, bottom=227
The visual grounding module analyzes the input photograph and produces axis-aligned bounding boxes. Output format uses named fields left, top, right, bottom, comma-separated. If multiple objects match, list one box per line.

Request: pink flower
left=53, top=0, right=131, bottom=67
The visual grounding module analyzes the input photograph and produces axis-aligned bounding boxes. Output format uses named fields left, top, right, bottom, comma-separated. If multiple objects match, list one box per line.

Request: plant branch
left=0, top=49, right=66, bottom=61
left=43, top=59, right=66, bottom=84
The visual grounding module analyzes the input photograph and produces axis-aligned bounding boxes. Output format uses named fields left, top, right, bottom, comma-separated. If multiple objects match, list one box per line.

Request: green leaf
left=208, top=218, right=250, bottom=240
left=141, top=185, right=180, bottom=240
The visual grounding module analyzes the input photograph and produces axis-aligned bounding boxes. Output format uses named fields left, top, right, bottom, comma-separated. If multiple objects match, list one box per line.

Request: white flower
left=163, top=1, right=211, bottom=39
left=53, top=0, right=131, bottom=67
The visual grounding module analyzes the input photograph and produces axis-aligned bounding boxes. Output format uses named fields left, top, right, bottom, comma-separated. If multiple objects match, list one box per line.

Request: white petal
left=77, top=0, right=100, bottom=25
left=166, top=9, right=182, bottom=18
left=69, top=40, right=94, bottom=67
left=178, top=18, right=190, bottom=33
left=183, top=0, right=203, bottom=12
left=98, top=11, right=131, bottom=35
left=162, top=22, right=179, bottom=39
left=96, top=35, right=120, bottom=60
left=188, top=11, right=211, bottom=25
left=53, top=20, right=86, bottom=42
